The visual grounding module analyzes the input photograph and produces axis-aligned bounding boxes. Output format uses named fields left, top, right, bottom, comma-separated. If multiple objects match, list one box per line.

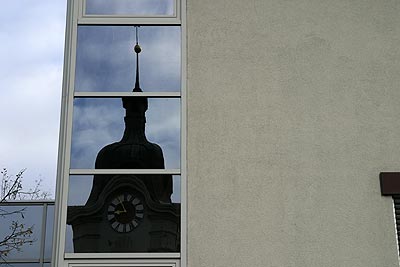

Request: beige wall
left=187, top=0, right=400, bottom=266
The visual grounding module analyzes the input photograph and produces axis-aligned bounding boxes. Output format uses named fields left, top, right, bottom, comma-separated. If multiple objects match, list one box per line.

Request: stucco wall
left=187, top=0, right=400, bottom=266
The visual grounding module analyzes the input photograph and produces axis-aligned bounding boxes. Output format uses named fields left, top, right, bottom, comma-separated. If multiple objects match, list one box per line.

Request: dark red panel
left=380, top=172, right=400, bottom=195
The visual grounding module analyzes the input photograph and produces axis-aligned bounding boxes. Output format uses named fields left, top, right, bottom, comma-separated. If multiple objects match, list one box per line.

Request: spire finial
left=133, top=26, right=141, bottom=92
left=123, top=26, right=148, bottom=115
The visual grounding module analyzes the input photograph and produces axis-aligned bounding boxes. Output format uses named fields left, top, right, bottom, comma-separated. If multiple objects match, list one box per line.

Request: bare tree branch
left=0, top=168, right=50, bottom=263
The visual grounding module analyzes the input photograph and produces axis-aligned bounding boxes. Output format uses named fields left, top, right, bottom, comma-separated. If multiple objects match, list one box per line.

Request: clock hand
left=117, top=196, right=127, bottom=213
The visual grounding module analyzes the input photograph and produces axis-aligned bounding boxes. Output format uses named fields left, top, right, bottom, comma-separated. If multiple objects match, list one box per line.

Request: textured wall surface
left=187, top=0, right=400, bottom=266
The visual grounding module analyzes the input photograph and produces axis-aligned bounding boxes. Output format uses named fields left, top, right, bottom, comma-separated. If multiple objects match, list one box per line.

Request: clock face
left=107, top=193, right=144, bottom=233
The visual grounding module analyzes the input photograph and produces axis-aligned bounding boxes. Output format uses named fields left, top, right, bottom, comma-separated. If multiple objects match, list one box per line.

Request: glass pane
left=65, top=224, right=73, bottom=254
left=1, top=264, right=41, bottom=267
left=75, top=26, right=180, bottom=92
left=66, top=175, right=181, bottom=253
left=70, top=98, right=180, bottom=169
left=44, top=205, right=54, bottom=260
left=86, top=0, right=175, bottom=15
left=0, top=205, right=43, bottom=260
left=68, top=176, right=93, bottom=206
left=67, top=175, right=181, bottom=206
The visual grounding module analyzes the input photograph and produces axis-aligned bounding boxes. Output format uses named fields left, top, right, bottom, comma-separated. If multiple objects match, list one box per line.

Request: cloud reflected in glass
left=75, top=26, right=180, bottom=92
left=70, top=98, right=180, bottom=169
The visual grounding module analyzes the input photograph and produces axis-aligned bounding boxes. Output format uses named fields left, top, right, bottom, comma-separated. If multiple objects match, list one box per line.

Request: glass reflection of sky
left=70, top=98, right=180, bottom=169
left=4, top=264, right=41, bottom=267
left=75, top=26, right=180, bottom=92
left=0, top=206, right=42, bottom=260
left=67, top=175, right=181, bottom=206
left=44, top=205, right=54, bottom=260
left=65, top=225, right=73, bottom=253
left=86, top=0, right=174, bottom=15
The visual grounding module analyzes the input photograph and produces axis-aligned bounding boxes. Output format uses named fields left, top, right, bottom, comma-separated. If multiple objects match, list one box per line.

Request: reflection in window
left=68, top=175, right=181, bottom=206
left=66, top=175, right=181, bottom=253
left=0, top=203, right=54, bottom=265
left=65, top=225, right=74, bottom=254
left=0, top=206, right=43, bottom=260
left=75, top=26, right=181, bottom=92
left=70, top=98, right=180, bottom=169
left=65, top=24, right=182, bottom=256
left=86, top=0, right=175, bottom=15
left=2, top=264, right=41, bottom=267
left=44, top=205, right=54, bottom=260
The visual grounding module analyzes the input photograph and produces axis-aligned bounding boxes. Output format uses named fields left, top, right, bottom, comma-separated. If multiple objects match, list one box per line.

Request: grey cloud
left=0, top=1, right=182, bottom=198
left=71, top=98, right=180, bottom=169
left=75, top=26, right=181, bottom=92
left=0, top=1, right=66, bottom=196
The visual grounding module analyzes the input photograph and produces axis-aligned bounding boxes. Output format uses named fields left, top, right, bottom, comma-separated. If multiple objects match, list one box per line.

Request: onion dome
left=86, top=26, right=172, bottom=205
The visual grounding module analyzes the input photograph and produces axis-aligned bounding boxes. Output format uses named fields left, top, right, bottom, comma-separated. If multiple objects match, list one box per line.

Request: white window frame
left=52, top=0, right=186, bottom=266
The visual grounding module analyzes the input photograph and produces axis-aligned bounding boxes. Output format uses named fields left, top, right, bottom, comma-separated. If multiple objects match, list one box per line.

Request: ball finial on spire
left=133, top=26, right=142, bottom=92
left=134, top=25, right=141, bottom=54
left=134, top=44, right=141, bottom=53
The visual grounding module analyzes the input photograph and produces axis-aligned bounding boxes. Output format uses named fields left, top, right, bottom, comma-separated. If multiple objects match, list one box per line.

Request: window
left=52, top=0, right=186, bottom=266
left=0, top=201, right=54, bottom=266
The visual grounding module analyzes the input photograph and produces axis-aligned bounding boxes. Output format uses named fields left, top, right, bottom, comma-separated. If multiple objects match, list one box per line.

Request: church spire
left=133, top=26, right=142, bottom=92
left=122, top=26, right=148, bottom=115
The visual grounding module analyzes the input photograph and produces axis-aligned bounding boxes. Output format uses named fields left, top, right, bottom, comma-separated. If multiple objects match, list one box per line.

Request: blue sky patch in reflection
left=75, top=26, right=180, bottom=92
left=71, top=98, right=180, bottom=169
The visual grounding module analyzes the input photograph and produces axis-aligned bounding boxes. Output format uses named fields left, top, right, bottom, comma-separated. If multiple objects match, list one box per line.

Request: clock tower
left=67, top=27, right=180, bottom=253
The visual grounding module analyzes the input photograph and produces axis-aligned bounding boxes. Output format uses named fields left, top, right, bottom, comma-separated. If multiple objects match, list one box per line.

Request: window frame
left=52, top=0, right=186, bottom=266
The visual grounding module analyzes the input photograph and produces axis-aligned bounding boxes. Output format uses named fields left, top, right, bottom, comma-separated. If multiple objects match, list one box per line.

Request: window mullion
left=69, top=169, right=181, bottom=175
left=74, top=92, right=181, bottom=98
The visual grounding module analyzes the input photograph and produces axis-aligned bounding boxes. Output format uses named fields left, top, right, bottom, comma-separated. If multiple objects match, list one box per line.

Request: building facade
left=52, top=0, right=400, bottom=266
left=187, top=1, right=400, bottom=266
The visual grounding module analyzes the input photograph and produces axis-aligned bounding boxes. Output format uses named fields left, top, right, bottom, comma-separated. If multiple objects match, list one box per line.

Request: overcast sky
left=1, top=2, right=181, bottom=256
left=0, top=1, right=67, bottom=197
left=0, top=2, right=181, bottom=200
left=69, top=25, right=181, bottom=206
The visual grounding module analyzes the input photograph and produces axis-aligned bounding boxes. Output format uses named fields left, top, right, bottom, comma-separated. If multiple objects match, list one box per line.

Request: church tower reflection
left=86, top=27, right=172, bottom=205
left=67, top=27, right=180, bottom=253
